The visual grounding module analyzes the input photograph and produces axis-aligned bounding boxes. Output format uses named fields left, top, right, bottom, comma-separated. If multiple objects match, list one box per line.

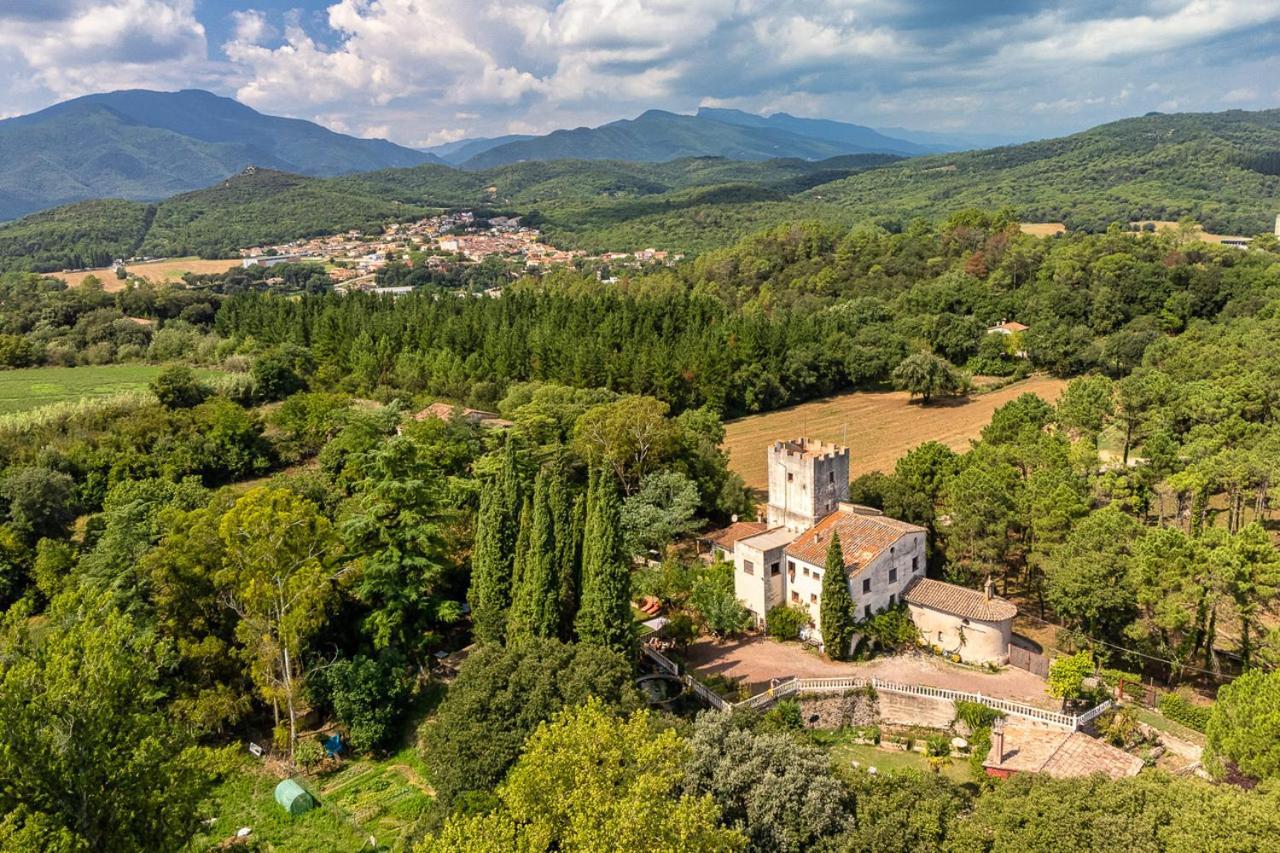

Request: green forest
left=2, top=106, right=1279, bottom=274
left=1, top=203, right=1280, bottom=849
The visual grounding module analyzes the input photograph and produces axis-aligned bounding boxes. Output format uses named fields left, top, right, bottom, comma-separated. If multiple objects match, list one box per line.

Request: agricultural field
left=0, top=364, right=169, bottom=414
left=722, top=376, right=1067, bottom=490
left=192, top=746, right=434, bottom=852
left=52, top=256, right=244, bottom=291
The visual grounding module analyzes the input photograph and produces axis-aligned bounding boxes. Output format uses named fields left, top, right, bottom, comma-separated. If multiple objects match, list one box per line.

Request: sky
left=1, top=0, right=1278, bottom=148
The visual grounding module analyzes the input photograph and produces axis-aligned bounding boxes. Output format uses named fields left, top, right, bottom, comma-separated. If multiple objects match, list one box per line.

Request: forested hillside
left=808, top=109, right=1280, bottom=233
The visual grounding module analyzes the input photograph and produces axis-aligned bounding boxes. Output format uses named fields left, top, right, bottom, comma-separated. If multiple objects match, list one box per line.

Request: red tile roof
left=784, top=509, right=923, bottom=571
left=704, top=521, right=767, bottom=550
left=985, top=727, right=1142, bottom=780
left=903, top=577, right=1017, bottom=622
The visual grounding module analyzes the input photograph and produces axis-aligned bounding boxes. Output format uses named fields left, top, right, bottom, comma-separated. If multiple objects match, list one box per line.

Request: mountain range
left=0, top=90, right=963, bottom=219
left=1, top=101, right=1278, bottom=275
left=0, top=89, right=440, bottom=221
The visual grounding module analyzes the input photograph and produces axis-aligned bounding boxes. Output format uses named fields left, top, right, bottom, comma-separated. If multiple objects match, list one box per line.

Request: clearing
left=53, top=257, right=243, bottom=291
left=0, top=364, right=167, bottom=414
left=722, top=376, right=1067, bottom=490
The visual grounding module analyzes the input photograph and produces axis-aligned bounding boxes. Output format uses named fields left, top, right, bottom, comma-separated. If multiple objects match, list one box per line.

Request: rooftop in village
left=984, top=725, right=1143, bottom=780
left=903, top=576, right=1018, bottom=622
left=785, top=503, right=924, bottom=569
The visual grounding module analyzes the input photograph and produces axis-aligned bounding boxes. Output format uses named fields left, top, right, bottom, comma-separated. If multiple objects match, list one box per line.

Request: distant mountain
left=460, top=109, right=920, bottom=169
left=425, top=135, right=535, bottom=165
left=695, top=108, right=938, bottom=155
left=806, top=107, right=1280, bottom=234
left=0, top=89, right=440, bottom=221
left=872, top=126, right=1029, bottom=152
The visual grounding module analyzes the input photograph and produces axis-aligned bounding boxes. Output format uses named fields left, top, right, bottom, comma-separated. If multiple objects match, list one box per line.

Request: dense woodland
left=2, top=106, right=1279, bottom=274
left=1, top=210, right=1280, bottom=849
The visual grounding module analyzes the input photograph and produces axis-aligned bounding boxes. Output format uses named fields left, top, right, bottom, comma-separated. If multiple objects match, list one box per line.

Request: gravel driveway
left=684, top=635, right=1059, bottom=710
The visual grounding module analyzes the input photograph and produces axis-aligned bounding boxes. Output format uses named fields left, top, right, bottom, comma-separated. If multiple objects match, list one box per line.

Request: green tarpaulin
left=274, top=779, right=315, bottom=816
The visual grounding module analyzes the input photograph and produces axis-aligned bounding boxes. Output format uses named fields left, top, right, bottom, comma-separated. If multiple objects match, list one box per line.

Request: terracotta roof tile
left=785, top=509, right=923, bottom=571
left=985, top=727, right=1142, bottom=780
left=704, top=521, right=767, bottom=550
left=903, top=577, right=1017, bottom=622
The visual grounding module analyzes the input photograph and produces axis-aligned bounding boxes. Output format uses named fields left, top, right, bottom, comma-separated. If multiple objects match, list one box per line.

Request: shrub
left=1048, top=651, right=1094, bottom=700
left=294, top=739, right=325, bottom=768
left=953, top=700, right=1003, bottom=732
left=1158, top=690, right=1211, bottom=733
left=758, top=699, right=802, bottom=733
left=766, top=604, right=809, bottom=641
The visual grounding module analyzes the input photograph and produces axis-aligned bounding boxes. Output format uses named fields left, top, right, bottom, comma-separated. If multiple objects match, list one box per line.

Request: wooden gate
left=1009, top=645, right=1050, bottom=678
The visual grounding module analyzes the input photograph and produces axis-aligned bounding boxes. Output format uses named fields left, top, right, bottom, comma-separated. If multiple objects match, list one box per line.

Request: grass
left=0, top=364, right=227, bottom=414
left=54, top=257, right=245, bottom=291
left=722, top=375, right=1067, bottom=490
left=0, top=364, right=166, bottom=414
left=824, top=737, right=974, bottom=783
left=190, top=756, right=369, bottom=852
left=1130, top=705, right=1207, bottom=746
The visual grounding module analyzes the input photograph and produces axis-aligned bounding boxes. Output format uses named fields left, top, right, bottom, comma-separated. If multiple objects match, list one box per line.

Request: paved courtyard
left=684, top=635, right=1059, bottom=710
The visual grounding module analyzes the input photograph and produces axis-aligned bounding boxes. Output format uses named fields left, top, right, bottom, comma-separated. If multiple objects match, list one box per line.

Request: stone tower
left=765, top=438, right=850, bottom=532
left=1274, top=213, right=1280, bottom=238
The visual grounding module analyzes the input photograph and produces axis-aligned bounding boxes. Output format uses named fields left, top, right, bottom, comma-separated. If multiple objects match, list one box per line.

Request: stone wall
left=796, top=688, right=958, bottom=731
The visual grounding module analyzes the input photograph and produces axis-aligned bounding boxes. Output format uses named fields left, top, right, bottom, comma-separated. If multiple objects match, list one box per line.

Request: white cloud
left=231, top=9, right=273, bottom=46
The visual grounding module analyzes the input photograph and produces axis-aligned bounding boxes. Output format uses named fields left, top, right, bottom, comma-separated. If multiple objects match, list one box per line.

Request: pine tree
left=576, top=468, right=634, bottom=655
left=509, top=468, right=561, bottom=640
left=820, top=531, right=855, bottom=660
left=468, top=442, right=521, bottom=645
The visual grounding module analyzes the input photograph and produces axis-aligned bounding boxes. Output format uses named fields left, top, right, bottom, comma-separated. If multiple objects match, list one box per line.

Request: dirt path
left=685, top=636, right=1058, bottom=710
left=723, top=376, right=1067, bottom=490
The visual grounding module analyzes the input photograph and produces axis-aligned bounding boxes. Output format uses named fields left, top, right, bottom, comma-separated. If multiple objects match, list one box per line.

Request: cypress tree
left=561, top=491, right=586, bottom=639
left=509, top=468, right=560, bottom=640
left=467, top=442, right=521, bottom=645
left=576, top=468, right=634, bottom=655
left=820, top=531, right=856, bottom=660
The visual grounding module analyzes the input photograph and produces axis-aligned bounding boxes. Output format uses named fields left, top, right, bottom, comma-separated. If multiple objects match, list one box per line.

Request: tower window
left=889, top=568, right=897, bottom=583
left=828, top=471, right=834, bottom=483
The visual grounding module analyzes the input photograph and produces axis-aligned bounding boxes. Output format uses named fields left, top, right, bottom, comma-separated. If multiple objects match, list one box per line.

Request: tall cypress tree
left=547, top=463, right=579, bottom=637
left=509, top=467, right=560, bottom=640
left=468, top=442, right=521, bottom=645
left=561, top=491, right=586, bottom=639
left=576, top=468, right=634, bottom=655
left=820, top=531, right=856, bottom=660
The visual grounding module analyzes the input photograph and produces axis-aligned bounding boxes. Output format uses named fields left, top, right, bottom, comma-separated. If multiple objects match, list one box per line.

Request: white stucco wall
left=908, top=604, right=1012, bottom=664
left=788, top=530, right=927, bottom=639
left=733, top=541, right=787, bottom=625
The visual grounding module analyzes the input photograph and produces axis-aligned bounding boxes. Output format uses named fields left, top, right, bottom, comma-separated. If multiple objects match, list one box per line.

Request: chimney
left=984, top=577, right=994, bottom=601
left=991, top=723, right=1005, bottom=764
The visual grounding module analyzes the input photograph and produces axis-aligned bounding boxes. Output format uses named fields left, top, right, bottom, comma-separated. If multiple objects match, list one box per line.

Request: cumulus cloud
left=1, top=0, right=1278, bottom=145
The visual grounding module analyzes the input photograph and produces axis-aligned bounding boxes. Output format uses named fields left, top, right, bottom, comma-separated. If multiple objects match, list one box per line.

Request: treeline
left=214, top=213, right=1280, bottom=418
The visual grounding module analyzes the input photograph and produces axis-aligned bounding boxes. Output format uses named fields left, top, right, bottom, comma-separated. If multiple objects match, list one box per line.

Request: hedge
left=1158, top=691, right=1211, bottom=733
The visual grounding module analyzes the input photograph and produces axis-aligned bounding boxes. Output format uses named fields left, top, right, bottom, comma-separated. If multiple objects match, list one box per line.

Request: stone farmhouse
left=709, top=438, right=1016, bottom=663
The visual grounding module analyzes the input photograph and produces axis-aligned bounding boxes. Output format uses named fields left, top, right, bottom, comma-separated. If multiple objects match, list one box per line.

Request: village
left=240, top=210, right=682, bottom=293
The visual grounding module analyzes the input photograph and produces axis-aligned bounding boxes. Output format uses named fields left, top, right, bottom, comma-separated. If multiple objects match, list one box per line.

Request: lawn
left=0, top=364, right=167, bottom=414
left=823, top=737, right=975, bottom=784
left=722, top=375, right=1067, bottom=491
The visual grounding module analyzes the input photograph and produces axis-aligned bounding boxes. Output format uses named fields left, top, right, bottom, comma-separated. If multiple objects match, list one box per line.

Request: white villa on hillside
left=714, top=438, right=1015, bottom=663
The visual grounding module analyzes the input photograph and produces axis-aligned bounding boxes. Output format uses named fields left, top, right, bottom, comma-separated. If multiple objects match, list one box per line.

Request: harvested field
left=1019, top=222, right=1066, bottom=237
left=53, top=257, right=243, bottom=291
left=723, top=376, right=1067, bottom=490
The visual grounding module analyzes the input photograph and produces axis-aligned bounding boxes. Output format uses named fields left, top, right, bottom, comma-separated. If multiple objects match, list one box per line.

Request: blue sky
left=2, top=1, right=1278, bottom=147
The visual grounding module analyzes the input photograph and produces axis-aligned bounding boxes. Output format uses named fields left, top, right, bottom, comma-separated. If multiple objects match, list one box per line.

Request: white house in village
left=709, top=438, right=1016, bottom=664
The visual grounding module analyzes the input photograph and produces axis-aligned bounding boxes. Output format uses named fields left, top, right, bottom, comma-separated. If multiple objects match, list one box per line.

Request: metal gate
left=1009, top=645, right=1050, bottom=678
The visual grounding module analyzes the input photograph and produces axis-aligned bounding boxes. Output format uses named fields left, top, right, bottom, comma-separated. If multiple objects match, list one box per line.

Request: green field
left=820, top=736, right=975, bottom=783
left=191, top=748, right=434, bottom=852
left=0, top=364, right=173, bottom=414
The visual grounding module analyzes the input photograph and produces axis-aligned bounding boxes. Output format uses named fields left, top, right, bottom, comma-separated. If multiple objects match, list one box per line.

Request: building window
left=889, top=568, right=897, bottom=583
left=862, top=578, right=871, bottom=594
left=810, top=593, right=818, bottom=604
left=803, top=566, right=810, bottom=576
left=912, top=556, right=919, bottom=573
left=770, top=562, right=780, bottom=576
left=791, top=591, right=800, bottom=603
left=787, top=472, right=793, bottom=482
left=743, top=560, right=754, bottom=575
left=938, top=631, right=944, bottom=642
left=864, top=605, right=872, bottom=618
left=828, top=471, right=834, bottom=483
left=889, top=594, right=896, bottom=606
left=812, top=571, right=821, bottom=581
left=788, top=560, right=796, bottom=572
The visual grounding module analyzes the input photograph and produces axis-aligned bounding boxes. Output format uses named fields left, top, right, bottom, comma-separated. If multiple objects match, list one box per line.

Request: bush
left=758, top=699, right=803, bottom=733
left=766, top=604, right=809, bottom=641
left=857, top=604, right=920, bottom=652
left=953, top=700, right=1003, bottom=732
left=294, top=739, right=325, bottom=768
left=1158, top=690, right=1211, bottom=733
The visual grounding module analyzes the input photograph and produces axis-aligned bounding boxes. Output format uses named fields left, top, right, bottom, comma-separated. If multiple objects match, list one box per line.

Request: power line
left=1014, top=609, right=1240, bottom=679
